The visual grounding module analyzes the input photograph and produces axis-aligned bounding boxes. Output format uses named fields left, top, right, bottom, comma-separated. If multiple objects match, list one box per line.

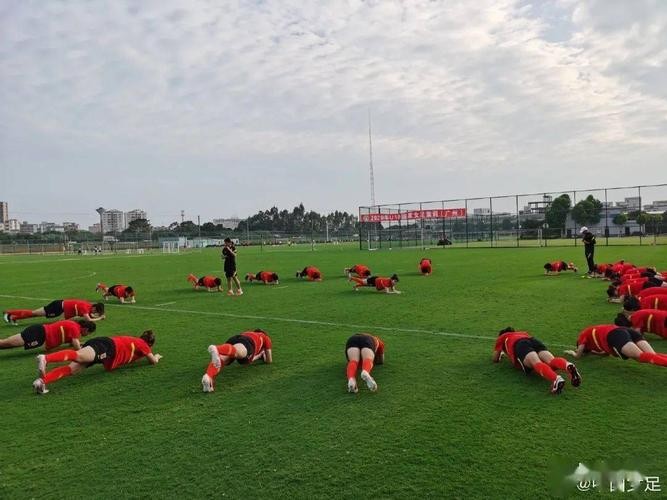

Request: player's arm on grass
left=375, top=352, right=384, bottom=365
left=492, top=349, right=503, bottom=363
left=84, top=313, right=105, bottom=322
left=146, top=353, right=162, bottom=365
left=564, top=344, right=586, bottom=359
left=263, top=349, right=272, bottom=364
left=70, top=338, right=82, bottom=350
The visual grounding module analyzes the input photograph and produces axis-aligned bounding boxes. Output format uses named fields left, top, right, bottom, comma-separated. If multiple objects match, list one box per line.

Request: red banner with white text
left=360, top=208, right=466, bottom=223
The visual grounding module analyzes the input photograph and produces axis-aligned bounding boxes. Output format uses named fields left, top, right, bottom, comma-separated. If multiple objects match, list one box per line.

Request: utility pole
left=197, top=215, right=201, bottom=240
left=181, top=210, right=185, bottom=224
left=368, top=109, right=376, bottom=207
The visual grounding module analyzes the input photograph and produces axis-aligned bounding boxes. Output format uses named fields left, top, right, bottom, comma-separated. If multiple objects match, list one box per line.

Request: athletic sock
left=361, top=358, right=374, bottom=374
left=206, top=362, right=221, bottom=379
left=216, top=344, right=236, bottom=357
left=346, top=360, right=359, bottom=379
left=639, top=352, right=667, bottom=367
left=45, top=350, right=78, bottom=363
left=549, top=357, right=569, bottom=371
left=6, top=309, right=34, bottom=320
left=43, top=366, right=72, bottom=384
left=533, top=362, right=558, bottom=382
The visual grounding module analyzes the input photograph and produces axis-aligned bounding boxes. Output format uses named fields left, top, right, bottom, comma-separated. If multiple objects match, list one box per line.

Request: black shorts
left=224, top=265, right=237, bottom=278
left=345, top=334, right=375, bottom=359
left=43, top=300, right=64, bottom=318
left=197, top=277, right=206, bottom=286
left=607, top=328, right=643, bottom=359
left=108, top=285, right=121, bottom=297
left=225, top=335, right=255, bottom=365
left=514, top=338, right=547, bottom=371
left=20, top=324, right=46, bottom=350
left=82, top=337, right=116, bottom=366
left=366, top=277, right=377, bottom=287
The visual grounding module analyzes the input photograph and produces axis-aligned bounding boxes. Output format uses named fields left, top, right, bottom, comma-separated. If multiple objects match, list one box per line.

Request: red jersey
left=43, top=320, right=82, bottom=349
left=577, top=325, right=620, bottom=355
left=111, top=285, right=132, bottom=298
left=106, top=336, right=152, bottom=371
left=630, top=310, right=667, bottom=338
left=202, top=276, right=219, bottom=288
left=596, top=263, right=613, bottom=273
left=420, top=259, right=432, bottom=271
left=258, top=271, right=277, bottom=283
left=240, top=331, right=272, bottom=358
left=617, top=279, right=647, bottom=297
left=62, top=300, right=93, bottom=319
left=620, top=272, right=642, bottom=283
left=640, top=295, right=667, bottom=311
left=374, top=277, right=394, bottom=291
left=351, top=265, right=370, bottom=277
left=612, top=263, right=635, bottom=274
left=638, top=287, right=667, bottom=299
left=306, top=267, right=321, bottom=280
left=494, top=332, right=532, bottom=367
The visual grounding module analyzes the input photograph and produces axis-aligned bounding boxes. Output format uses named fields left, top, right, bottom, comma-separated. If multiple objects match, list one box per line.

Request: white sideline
left=19, top=271, right=97, bottom=287
left=0, top=293, right=573, bottom=348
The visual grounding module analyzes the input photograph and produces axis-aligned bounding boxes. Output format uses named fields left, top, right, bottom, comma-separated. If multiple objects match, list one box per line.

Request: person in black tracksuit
left=580, top=227, right=596, bottom=276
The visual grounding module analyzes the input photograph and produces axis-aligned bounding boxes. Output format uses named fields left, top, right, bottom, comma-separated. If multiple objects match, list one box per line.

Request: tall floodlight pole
left=368, top=109, right=376, bottom=207
left=96, top=207, right=105, bottom=242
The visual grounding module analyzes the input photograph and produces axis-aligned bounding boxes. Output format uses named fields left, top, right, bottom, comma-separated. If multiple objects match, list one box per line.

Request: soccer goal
left=162, top=241, right=179, bottom=254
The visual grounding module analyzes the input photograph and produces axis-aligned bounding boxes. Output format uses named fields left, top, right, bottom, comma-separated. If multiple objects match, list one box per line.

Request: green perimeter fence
left=359, top=184, right=667, bottom=250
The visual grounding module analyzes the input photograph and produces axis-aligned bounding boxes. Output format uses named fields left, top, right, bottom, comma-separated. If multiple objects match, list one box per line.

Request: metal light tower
left=368, top=109, right=376, bottom=207
left=95, top=207, right=105, bottom=241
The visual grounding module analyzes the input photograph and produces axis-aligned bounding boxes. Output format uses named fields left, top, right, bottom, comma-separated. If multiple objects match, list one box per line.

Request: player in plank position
left=245, top=271, right=280, bottom=285
left=201, top=329, right=273, bottom=392
left=492, top=327, right=581, bottom=394
left=32, top=330, right=161, bottom=394
left=565, top=324, right=667, bottom=367
left=344, top=264, right=371, bottom=279
left=3, top=299, right=105, bottom=326
left=623, top=294, right=667, bottom=313
left=615, top=310, right=667, bottom=340
left=0, top=319, right=96, bottom=351
left=350, top=274, right=401, bottom=294
left=607, top=276, right=665, bottom=302
left=419, top=258, right=433, bottom=276
left=296, top=266, right=322, bottom=281
left=95, top=283, right=136, bottom=303
left=187, top=274, right=223, bottom=292
left=543, top=261, right=577, bottom=275
left=345, top=333, right=384, bottom=393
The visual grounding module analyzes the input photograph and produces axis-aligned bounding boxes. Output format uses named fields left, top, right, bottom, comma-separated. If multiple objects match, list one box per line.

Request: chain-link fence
left=359, top=184, right=667, bottom=250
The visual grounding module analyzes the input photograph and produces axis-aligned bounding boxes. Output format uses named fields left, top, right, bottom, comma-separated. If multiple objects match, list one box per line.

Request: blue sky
left=1, top=0, right=666, bottom=227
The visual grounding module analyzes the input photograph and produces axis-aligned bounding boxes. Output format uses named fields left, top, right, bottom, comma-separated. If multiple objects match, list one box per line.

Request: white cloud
left=1, top=0, right=666, bottom=224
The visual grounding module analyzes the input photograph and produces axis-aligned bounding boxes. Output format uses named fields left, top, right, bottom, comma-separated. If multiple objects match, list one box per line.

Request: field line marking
left=18, top=271, right=98, bottom=287
left=155, top=301, right=177, bottom=306
left=0, top=293, right=573, bottom=347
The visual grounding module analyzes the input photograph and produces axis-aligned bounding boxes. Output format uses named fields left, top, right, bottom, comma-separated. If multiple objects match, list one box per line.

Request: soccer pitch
left=1, top=244, right=666, bottom=499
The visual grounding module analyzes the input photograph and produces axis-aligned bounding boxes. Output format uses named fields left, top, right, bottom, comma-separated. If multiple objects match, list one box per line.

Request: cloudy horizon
left=1, top=0, right=666, bottom=227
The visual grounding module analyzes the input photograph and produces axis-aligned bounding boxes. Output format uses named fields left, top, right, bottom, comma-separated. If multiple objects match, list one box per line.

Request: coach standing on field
left=222, top=238, right=243, bottom=296
left=580, top=226, right=596, bottom=277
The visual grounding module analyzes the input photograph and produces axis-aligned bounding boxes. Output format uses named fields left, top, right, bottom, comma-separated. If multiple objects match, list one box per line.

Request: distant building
left=63, top=222, right=79, bottom=232
left=101, top=209, right=125, bottom=233
left=4, top=219, right=20, bottom=232
left=20, top=221, right=40, bottom=234
left=126, top=209, right=147, bottom=225
left=213, top=218, right=241, bottom=229
left=644, top=200, right=667, bottom=213
left=40, top=222, right=57, bottom=233
left=89, top=223, right=101, bottom=233
left=0, top=201, right=7, bottom=223
left=472, top=208, right=491, bottom=216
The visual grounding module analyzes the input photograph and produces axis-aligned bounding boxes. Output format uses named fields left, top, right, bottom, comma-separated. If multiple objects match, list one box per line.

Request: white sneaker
left=551, top=375, right=565, bottom=395
left=236, top=289, right=244, bottom=296
left=201, top=374, right=214, bottom=393
left=36, top=354, right=47, bottom=377
left=226, top=290, right=234, bottom=296
left=360, top=370, right=377, bottom=392
left=347, top=378, right=358, bottom=393
left=32, top=378, right=49, bottom=395
left=2, top=312, right=9, bottom=324
left=3, top=313, right=17, bottom=326
left=208, top=345, right=221, bottom=369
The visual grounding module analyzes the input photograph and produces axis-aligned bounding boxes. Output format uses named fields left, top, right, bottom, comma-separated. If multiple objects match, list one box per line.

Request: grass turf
left=1, top=245, right=666, bottom=499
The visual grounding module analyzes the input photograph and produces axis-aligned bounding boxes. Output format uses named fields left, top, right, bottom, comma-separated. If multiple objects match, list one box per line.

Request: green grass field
left=1, top=245, right=666, bottom=499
